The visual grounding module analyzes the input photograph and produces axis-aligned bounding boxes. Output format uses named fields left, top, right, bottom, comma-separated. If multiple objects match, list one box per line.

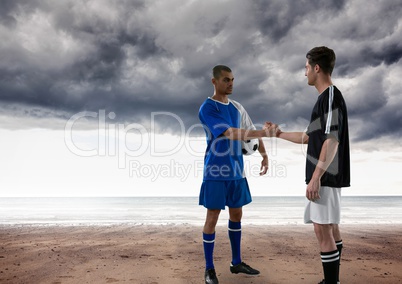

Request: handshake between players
left=263, top=121, right=281, bottom=138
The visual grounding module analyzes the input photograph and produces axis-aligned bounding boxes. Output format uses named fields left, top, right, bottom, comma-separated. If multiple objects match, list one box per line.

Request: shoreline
left=1, top=224, right=401, bottom=283
left=1, top=221, right=402, bottom=226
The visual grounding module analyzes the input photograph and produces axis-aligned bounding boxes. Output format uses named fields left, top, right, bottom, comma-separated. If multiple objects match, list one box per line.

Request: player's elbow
left=302, top=133, right=309, bottom=144
left=222, top=127, right=239, bottom=140
left=327, top=137, right=339, bottom=147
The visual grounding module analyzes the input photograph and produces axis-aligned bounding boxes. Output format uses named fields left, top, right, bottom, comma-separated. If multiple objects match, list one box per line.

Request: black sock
left=336, top=240, right=343, bottom=258
left=321, top=250, right=339, bottom=284
left=336, top=240, right=343, bottom=282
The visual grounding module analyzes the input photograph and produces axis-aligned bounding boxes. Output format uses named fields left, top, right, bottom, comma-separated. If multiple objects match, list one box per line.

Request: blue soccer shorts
left=199, top=178, right=252, bottom=210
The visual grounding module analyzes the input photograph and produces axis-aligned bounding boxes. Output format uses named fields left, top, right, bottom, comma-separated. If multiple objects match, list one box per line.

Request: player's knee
left=205, top=210, right=220, bottom=225
left=313, top=223, right=333, bottom=239
left=228, top=208, right=242, bottom=222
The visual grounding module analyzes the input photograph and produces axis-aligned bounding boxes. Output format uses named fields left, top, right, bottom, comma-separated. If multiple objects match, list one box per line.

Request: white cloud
left=1, top=127, right=401, bottom=197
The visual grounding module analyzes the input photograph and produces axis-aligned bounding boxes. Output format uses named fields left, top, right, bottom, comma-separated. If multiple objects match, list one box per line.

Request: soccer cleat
left=230, top=262, right=260, bottom=275
left=205, top=268, right=219, bottom=284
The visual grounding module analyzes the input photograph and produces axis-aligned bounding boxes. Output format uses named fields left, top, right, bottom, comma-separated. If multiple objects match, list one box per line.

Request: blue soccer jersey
left=199, top=97, right=255, bottom=181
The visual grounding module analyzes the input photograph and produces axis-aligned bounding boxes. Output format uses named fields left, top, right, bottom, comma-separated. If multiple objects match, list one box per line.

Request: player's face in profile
left=305, top=60, right=317, bottom=86
left=215, top=71, right=234, bottom=95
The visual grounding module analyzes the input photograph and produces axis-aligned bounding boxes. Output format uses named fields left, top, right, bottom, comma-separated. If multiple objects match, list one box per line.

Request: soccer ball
left=241, top=139, right=259, bottom=155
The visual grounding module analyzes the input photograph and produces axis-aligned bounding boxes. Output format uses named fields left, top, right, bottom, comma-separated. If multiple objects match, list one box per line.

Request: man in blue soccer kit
left=199, top=65, right=278, bottom=284
left=271, top=47, right=350, bottom=284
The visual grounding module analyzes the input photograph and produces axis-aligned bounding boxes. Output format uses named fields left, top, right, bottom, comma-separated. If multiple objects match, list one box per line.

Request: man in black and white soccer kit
left=268, top=46, right=350, bottom=284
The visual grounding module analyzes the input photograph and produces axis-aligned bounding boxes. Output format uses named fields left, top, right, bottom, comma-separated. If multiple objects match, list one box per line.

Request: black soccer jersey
left=305, top=85, right=350, bottom=188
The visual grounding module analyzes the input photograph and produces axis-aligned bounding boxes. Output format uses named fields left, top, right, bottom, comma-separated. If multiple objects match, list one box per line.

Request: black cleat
left=205, top=268, right=219, bottom=284
left=230, top=262, right=260, bottom=275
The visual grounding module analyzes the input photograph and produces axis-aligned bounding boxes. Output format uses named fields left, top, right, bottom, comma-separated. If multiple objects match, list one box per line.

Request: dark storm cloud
left=0, top=0, right=167, bottom=116
left=0, top=0, right=17, bottom=27
left=362, top=43, right=402, bottom=67
left=0, top=0, right=401, bottom=144
left=251, top=0, right=346, bottom=41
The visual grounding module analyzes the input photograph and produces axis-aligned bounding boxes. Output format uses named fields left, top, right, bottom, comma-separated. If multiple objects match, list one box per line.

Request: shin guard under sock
left=336, top=240, right=343, bottom=282
left=321, top=250, right=340, bottom=284
left=203, top=232, right=215, bottom=270
left=228, top=220, right=242, bottom=266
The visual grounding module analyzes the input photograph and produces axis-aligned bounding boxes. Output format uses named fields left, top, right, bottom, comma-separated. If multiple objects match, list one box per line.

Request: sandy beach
left=0, top=224, right=401, bottom=284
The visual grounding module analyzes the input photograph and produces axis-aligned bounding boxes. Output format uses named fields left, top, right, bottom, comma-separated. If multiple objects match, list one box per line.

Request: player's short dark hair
left=213, top=65, right=232, bottom=79
left=306, top=46, right=336, bottom=75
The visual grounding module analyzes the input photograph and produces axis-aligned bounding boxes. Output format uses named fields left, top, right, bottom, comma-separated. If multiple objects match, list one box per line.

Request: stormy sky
left=1, top=0, right=401, bottom=141
left=1, top=0, right=402, bottom=196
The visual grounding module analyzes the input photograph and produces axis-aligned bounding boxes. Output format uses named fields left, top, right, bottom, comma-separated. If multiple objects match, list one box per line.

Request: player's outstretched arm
left=223, top=125, right=278, bottom=140
left=263, top=121, right=308, bottom=144
left=278, top=132, right=309, bottom=144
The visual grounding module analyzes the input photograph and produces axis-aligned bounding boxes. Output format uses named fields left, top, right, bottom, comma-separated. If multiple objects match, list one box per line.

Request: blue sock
left=228, top=220, right=242, bottom=266
left=203, top=232, right=215, bottom=270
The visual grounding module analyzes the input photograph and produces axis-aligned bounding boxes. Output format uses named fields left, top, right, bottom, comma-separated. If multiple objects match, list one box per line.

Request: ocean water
left=0, top=196, right=401, bottom=226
